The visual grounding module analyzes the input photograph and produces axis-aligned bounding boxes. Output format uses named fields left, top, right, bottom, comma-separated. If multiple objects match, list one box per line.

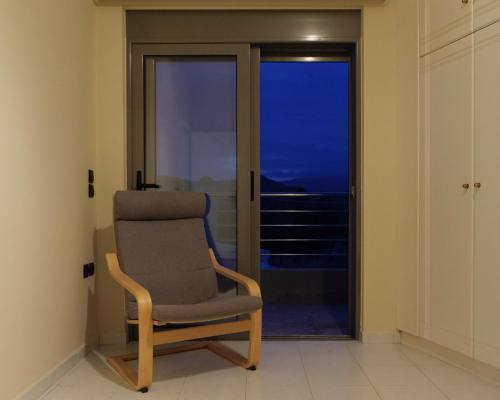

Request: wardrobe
left=418, top=0, right=500, bottom=366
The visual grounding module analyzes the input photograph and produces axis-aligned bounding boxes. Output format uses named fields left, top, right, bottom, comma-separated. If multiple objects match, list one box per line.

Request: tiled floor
left=40, top=341, right=500, bottom=400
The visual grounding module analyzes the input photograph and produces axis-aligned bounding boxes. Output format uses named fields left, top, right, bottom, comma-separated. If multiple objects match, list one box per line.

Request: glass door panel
left=131, top=44, right=252, bottom=283
left=260, top=60, right=352, bottom=336
left=152, top=57, right=237, bottom=268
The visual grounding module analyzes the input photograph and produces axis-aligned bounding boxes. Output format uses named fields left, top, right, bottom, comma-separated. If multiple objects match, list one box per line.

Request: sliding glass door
left=129, top=41, right=357, bottom=338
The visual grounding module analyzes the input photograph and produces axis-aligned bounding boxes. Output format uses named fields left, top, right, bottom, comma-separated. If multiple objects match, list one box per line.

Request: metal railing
left=260, top=192, right=349, bottom=269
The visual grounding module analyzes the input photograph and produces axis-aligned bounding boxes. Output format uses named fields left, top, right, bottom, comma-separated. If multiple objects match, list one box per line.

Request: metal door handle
left=138, top=183, right=161, bottom=190
left=135, top=171, right=160, bottom=191
left=250, top=171, right=255, bottom=201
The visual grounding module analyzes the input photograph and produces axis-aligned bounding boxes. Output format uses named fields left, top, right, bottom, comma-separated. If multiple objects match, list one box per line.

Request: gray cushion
left=128, top=295, right=263, bottom=323
left=116, top=218, right=218, bottom=312
left=115, top=190, right=206, bottom=221
left=114, top=191, right=262, bottom=324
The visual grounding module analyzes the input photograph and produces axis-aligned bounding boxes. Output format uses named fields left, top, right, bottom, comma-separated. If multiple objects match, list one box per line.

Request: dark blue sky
left=260, top=62, right=349, bottom=192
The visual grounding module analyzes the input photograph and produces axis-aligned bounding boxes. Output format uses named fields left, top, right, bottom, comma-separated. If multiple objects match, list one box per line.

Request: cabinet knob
left=474, top=182, right=481, bottom=188
left=462, top=183, right=470, bottom=189
left=462, top=0, right=469, bottom=4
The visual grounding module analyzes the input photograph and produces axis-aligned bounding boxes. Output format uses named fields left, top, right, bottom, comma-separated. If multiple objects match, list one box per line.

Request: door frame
left=128, top=43, right=253, bottom=280
left=251, top=46, right=358, bottom=338
left=126, top=10, right=362, bottom=339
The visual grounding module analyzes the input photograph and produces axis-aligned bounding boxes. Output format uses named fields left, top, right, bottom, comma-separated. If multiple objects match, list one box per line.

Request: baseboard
left=15, top=343, right=90, bottom=400
left=99, top=333, right=127, bottom=345
left=360, top=330, right=401, bottom=344
left=401, top=331, right=500, bottom=385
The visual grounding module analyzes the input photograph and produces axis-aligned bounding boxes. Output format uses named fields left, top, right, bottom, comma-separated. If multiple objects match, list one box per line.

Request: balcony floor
left=262, top=303, right=349, bottom=337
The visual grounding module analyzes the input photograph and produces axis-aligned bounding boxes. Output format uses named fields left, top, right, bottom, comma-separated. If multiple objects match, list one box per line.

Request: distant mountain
left=283, top=175, right=348, bottom=192
left=260, top=175, right=306, bottom=193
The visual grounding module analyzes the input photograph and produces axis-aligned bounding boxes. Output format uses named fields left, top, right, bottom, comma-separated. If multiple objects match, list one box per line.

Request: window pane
left=260, top=61, right=350, bottom=336
left=155, top=57, right=237, bottom=269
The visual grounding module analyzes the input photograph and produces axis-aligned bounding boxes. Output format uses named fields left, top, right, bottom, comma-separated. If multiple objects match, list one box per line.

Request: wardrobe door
left=473, top=21, right=500, bottom=368
left=422, top=36, right=473, bottom=355
left=419, top=0, right=472, bottom=55
left=474, top=0, right=500, bottom=31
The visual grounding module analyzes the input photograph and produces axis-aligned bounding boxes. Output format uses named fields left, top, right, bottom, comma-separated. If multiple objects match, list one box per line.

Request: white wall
left=0, top=1, right=97, bottom=399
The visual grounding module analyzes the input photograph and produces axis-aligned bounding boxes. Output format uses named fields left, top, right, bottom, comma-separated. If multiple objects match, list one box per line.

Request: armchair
left=106, top=191, right=262, bottom=392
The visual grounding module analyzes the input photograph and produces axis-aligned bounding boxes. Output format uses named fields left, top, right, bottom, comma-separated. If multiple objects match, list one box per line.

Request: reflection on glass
left=155, top=57, right=237, bottom=269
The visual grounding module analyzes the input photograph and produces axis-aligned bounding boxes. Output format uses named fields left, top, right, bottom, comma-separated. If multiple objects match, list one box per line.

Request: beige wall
left=95, top=6, right=128, bottom=345
left=362, top=0, right=420, bottom=336
left=394, top=0, right=420, bottom=336
left=0, top=1, right=97, bottom=399
left=94, top=0, right=420, bottom=340
left=361, top=2, right=398, bottom=335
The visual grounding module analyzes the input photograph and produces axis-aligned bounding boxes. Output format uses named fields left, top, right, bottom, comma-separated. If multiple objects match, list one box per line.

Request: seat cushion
left=116, top=218, right=218, bottom=314
left=128, top=295, right=263, bottom=323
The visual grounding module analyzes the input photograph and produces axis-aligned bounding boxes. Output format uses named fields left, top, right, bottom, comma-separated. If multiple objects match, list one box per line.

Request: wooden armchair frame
left=105, top=249, right=262, bottom=392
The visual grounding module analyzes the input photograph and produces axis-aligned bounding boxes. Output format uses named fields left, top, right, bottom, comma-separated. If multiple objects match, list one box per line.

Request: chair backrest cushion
left=114, top=191, right=218, bottom=312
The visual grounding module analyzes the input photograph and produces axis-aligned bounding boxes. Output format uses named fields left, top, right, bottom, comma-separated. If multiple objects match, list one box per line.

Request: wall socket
left=83, top=262, right=95, bottom=279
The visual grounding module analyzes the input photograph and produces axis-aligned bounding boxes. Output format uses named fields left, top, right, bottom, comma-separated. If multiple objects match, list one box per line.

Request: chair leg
left=246, top=309, right=262, bottom=369
left=136, top=317, right=154, bottom=391
left=203, top=310, right=262, bottom=370
left=108, top=311, right=261, bottom=391
left=107, top=319, right=153, bottom=392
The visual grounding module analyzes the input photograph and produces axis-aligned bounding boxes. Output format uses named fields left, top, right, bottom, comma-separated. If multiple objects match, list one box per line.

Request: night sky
left=260, top=62, right=349, bottom=193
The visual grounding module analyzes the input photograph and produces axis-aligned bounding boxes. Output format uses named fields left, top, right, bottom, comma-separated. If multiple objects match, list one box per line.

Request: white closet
left=472, top=20, right=500, bottom=368
left=421, top=35, right=474, bottom=356
left=419, top=0, right=472, bottom=55
left=474, top=0, right=500, bottom=30
left=418, top=0, right=500, bottom=365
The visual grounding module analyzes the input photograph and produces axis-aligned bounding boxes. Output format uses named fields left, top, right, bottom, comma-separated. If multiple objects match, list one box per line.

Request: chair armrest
left=105, top=253, right=153, bottom=321
left=209, top=249, right=261, bottom=298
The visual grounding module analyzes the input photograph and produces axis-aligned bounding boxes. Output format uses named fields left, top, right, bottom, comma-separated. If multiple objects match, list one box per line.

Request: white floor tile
left=298, top=340, right=354, bottom=364
left=247, top=341, right=310, bottom=387
left=178, top=371, right=246, bottom=400
left=419, top=364, right=494, bottom=387
left=311, top=385, right=381, bottom=400
left=361, top=365, right=432, bottom=387
left=246, top=381, right=314, bottom=400
left=41, top=385, right=114, bottom=400
left=49, top=355, right=120, bottom=399
left=376, top=384, right=448, bottom=400
left=440, top=384, right=500, bottom=400
left=305, top=360, right=372, bottom=387
left=400, top=346, right=449, bottom=367
left=177, top=350, right=247, bottom=400
left=347, top=343, right=413, bottom=366
left=109, top=378, right=184, bottom=400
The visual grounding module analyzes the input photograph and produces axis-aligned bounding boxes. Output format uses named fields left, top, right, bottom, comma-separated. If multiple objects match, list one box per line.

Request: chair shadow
left=87, top=343, right=246, bottom=389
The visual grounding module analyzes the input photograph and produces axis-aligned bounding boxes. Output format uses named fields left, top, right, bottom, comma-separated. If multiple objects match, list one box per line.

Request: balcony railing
left=260, top=192, right=349, bottom=270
